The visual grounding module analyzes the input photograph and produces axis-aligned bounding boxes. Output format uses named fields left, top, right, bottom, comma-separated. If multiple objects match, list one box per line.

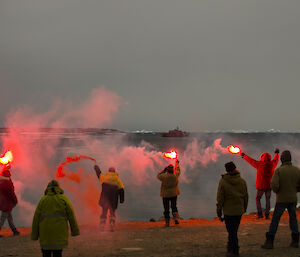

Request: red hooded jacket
left=243, top=152, right=279, bottom=190
left=0, top=179, right=18, bottom=212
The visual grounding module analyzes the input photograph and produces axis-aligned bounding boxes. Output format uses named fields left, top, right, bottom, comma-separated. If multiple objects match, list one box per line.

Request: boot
left=261, top=232, right=274, bottom=249
left=110, top=220, right=115, bottom=232
left=290, top=232, right=299, bottom=248
left=165, top=218, right=170, bottom=227
left=226, top=242, right=233, bottom=254
left=99, top=218, right=106, bottom=231
left=232, top=246, right=239, bottom=256
left=265, top=213, right=270, bottom=220
left=172, top=212, right=180, bottom=225
left=256, top=212, right=263, bottom=219
left=12, top=228, right=20, bottom=236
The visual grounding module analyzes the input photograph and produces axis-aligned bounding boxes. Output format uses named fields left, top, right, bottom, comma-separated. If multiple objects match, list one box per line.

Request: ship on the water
left=162, top=127, right=189, bottom=137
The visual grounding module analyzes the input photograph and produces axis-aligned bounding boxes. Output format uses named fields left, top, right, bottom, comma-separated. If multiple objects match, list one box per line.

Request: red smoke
left=56, top=155, right=97, bottom=183
left=0, top=85, right=244, bottom=226
left=0, top=87, right=122, bottom=225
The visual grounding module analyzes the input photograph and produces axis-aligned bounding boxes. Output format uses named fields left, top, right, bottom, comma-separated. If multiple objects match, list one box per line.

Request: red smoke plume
left=56, top=155, right=97, bottom=183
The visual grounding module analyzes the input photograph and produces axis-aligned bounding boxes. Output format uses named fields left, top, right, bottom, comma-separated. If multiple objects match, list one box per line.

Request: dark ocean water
left=1, top=131, right=300, bottom=226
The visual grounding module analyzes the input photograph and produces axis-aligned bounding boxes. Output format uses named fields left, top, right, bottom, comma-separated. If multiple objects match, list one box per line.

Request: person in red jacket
left=0, top=169, right=20, bottom=237
left=240, top=148, right=279, bottom=219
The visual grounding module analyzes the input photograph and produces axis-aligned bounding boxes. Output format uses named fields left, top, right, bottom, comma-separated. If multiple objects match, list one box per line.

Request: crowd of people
left=0, top=148, right=300, bottom=257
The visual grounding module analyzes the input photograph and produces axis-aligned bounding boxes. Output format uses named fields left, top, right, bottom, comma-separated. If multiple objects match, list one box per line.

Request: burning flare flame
left=0, top=151, right=13, bottom=165
left=227, top=145, right=241, bottom=154
left=164, top=150, right=177, bottom=159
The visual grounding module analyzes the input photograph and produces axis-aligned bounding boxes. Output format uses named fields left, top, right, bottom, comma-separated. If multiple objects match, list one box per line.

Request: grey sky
left=0, top=0, right=300, bottom=132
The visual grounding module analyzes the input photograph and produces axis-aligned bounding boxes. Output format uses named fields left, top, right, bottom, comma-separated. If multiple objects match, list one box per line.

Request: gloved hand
left=176, top=159, right=179, bottom=164
left=217, top=210, right=223, bottom=222
left=240, top=152, right=245, bottom=157
left=94, top=165, right=101, bottom=178
left=275, top=148, right=280, bottom=154
left=119, top=188, right=125, bottom=203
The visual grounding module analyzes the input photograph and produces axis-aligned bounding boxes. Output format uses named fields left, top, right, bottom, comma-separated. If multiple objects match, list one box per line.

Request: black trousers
left=162, top=196, right=178, bottom=219
left=224, top=215, right=242, bottom=252
left=42, top=249, right=62, bottom=257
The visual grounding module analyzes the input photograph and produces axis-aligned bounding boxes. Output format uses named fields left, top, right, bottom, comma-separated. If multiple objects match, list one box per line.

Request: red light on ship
left=227, top=145, right=241, bottom=154
left=164, top=150, right=177, bottom=159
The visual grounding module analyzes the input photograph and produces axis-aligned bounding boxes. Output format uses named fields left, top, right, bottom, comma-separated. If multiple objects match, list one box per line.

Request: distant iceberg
left=132, top=130, right=155, bottom=134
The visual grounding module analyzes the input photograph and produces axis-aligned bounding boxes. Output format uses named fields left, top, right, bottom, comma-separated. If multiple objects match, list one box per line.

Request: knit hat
left=2, top=169, right=11, bottom=177
left=108, top=167, right=116, bottom=172
left=225, top=162, right=236, bottom=173
left=47, top=180, right=59, bottom=188
left=166, top=164, right=174, bottom=173
left=280, top=150, right=291, bottom=163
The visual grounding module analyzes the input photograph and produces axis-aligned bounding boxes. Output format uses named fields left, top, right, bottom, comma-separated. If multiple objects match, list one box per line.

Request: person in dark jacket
left=0, top=169, right=20, bottom=237
left=217, top=162, right=248, bottom=257
left=240, top=148, right=279, bottom=219
left=157, top=160, right=181, bottom=227
left=31, top=180, right=79, bottom=257
left=94, top=165, right=124, bottom=232
left=262, top=150, right=300, bottom=249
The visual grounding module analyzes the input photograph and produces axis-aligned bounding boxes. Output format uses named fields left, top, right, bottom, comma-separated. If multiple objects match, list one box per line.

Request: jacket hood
left=44, top=185, right=64, bottom=195
left=222, top=170, right=241, bottom=185
left=260, top=153, right=271, bottom=162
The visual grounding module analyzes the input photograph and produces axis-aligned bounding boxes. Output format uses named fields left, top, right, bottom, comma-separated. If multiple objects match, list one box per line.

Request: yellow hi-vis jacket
left=31, top=186, right=79, bottom=250
left=99, top=172, right=124, bottom=189
left=98, top=171, right=125, bottom=209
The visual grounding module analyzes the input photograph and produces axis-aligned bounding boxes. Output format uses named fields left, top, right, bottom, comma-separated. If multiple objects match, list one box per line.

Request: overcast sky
left=1, top=0, right=300, bottom=132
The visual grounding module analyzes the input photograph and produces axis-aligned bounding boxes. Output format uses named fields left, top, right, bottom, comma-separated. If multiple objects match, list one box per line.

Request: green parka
left=271, top=162, right=300, bottom=203
left=157, top=162, right=180, bottom=198
left=31, top=185, right=80, bottom=250
left=216, top=170, right=248, bottom=216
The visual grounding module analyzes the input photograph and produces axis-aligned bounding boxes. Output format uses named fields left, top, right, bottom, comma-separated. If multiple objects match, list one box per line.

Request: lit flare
left=164, top=150, right=177, bottom=159
left=227, top=145, right=241, bottom=154
left=0, top=151, right=13, bottom=165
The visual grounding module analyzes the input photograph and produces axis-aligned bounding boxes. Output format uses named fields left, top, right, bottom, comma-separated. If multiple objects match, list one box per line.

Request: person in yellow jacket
left=31, top=180, right=79, bottom=257
left=94, top=165, right=124, bottom=232
left=157, top=159, right=181, bottom=227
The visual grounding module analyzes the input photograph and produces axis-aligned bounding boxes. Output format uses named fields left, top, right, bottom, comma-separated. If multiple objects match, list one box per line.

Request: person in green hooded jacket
left=31, top=180, right=79, bottom=257
left=217, top=161, right=248, bottom=257
left=261, top=150, right=300, bottom=249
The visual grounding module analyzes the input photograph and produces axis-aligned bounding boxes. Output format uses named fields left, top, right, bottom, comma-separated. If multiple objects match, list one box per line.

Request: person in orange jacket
left=240, top=148, right=279, bottom=219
